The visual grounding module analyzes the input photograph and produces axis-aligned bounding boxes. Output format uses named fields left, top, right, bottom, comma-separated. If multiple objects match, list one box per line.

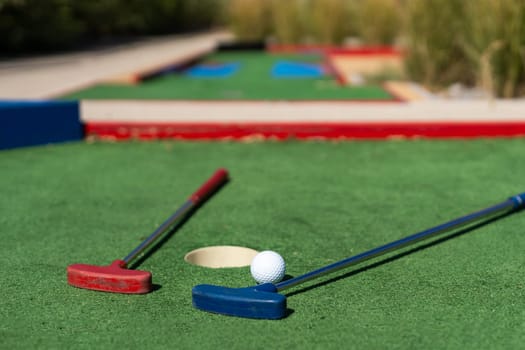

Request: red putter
left=67, top=168, right=229, bottom=294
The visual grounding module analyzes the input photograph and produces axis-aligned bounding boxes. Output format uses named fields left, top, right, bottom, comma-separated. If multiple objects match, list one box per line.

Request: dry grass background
left=225, top=0, right=525, bottom=98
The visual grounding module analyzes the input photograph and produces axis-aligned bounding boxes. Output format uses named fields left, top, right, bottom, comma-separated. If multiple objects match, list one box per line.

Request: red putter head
left=67, top=169, right=229, bottom=295
left=67, top=260, right=152, bottom=294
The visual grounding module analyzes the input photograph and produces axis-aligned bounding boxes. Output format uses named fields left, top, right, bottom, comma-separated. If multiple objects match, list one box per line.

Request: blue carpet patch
left=271, top=61, right=325, bottom=78
left=186, top=62, right=240, bottom=78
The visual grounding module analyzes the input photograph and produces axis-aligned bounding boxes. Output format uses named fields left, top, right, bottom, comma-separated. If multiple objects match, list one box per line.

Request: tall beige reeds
left=403, top=0, right=474, bottom=89
left=269, top=0, right=306, bottom=44
left=353, top=0, right=402, bottom=45
left=462, top=0, right=525, bottom=97
left=227, top=0, right=271, bottom=41
left=307, top=0, right=353, bottom=44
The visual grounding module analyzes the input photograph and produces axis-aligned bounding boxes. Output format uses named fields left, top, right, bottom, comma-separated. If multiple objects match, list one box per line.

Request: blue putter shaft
left=192, top=193, right=525, bottom=319
left=275, top=193, right=525, bottom=292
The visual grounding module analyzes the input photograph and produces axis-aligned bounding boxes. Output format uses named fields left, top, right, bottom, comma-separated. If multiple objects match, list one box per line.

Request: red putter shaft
left=67, top=168, right=229, bottom=294
left=122, top=168, right=229, bottom=265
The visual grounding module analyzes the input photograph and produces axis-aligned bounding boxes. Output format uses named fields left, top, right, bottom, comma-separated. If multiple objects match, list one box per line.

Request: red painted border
left=267, top=44, right=402, bottom=56
left=85, top=121, right=525, bottom=141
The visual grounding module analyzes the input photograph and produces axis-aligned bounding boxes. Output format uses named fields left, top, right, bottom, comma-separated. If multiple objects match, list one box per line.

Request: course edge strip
left=85, top=121, right=525, bottom=140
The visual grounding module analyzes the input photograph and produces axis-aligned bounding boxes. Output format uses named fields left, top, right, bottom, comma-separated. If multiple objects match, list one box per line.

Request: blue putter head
left=192, top=283, right=287, bottom=319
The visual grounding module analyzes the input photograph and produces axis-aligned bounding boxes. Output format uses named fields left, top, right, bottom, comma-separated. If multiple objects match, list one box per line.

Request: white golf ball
left=250, top=250, right=286, bottom=284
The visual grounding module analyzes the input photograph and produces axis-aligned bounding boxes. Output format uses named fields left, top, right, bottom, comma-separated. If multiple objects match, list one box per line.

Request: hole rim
left=184, top=245, right=259, bottom=268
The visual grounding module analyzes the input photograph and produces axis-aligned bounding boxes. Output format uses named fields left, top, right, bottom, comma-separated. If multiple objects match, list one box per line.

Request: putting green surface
left=61, top=52, right=394, bottom=100
left=2, top=139, right=525, bottom=349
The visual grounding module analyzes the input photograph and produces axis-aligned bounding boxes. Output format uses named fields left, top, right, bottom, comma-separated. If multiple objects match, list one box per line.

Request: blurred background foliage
left=0, top=0, right=223, bottom=52
left=1, top=0, right=524, bottom=97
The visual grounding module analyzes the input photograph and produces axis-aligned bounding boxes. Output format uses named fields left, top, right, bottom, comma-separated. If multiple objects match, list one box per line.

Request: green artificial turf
left=61, top=52, right=394, bottom=100
left=1, top=139, right=525, bottom=349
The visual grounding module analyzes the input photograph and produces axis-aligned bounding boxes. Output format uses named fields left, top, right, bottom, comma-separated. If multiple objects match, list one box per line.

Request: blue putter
left=192, top=283, right=286, bottom=319
left=192, top=192, right=525, bottom=319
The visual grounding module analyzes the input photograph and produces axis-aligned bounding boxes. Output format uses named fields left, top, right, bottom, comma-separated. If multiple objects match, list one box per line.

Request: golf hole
left=184, top=246, right=258, bottom=268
